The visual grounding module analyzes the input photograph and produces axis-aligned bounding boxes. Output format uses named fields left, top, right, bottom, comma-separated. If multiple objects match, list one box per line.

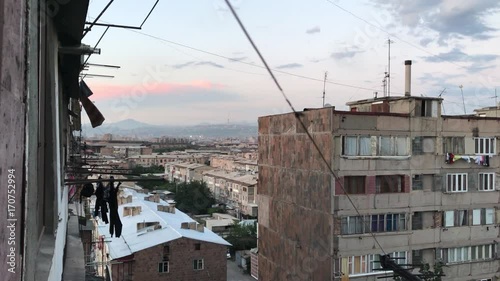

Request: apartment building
left=203, top=171, right=258, bottom=217
left=93, top=188, right=230, bottom=281
left=257, top=62, right=499, bottom=281
left=165, top=162, right=214, bottom=183
left=129, top=153, right=210, bottom=167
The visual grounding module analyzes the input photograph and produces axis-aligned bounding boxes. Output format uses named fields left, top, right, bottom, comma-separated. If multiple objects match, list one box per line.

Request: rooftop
left=96, top=188, right=230, bottom=260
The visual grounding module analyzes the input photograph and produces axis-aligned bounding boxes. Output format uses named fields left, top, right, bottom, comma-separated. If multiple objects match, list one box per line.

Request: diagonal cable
left=224, top=0, right=387, bottom=255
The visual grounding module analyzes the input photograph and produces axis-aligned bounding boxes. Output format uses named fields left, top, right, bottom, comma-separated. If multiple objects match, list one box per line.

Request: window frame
left=478, top=173, right=495, bottom=191
left=193, top=259, right=204, bottom=270
left=446, top=173, right=468, bottom=193
left=474, top=137, right=495, bottom=155
left=344, top=176, right=366, bottom=195
left=376, top=175, right=405, bottom=193
left=343, top=136, right=372, bottom=156
left=412, top=175, right=423, bottom=191
left=158, top=261, right=169, bottom=273
left=442, top=137, right=465, bottom=154
left=378, top=136, right=409, bottom=156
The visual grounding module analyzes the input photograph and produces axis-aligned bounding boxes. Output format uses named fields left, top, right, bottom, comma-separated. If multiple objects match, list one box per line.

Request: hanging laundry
left=453, top=155, right=462, bottom=162
left=80, top=183, right=95, bottom=203
left=93, top=177, right=109, bottom=224
left=474, top=156, right=482, bottom=165
left=483, top=155, right=490, bottom=167
left=445, top=153, right=455, bottom=164
left=107, top=177, right=123, bottom=238
left=460, top=156, right=471, bottom=163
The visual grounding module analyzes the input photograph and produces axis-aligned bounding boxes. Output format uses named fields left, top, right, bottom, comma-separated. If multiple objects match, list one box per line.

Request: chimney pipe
left=404, top=60, right=412, bottom=96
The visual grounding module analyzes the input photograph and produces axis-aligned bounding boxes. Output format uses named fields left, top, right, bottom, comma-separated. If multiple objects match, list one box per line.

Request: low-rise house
left=94, top=188, right=231, bottom=281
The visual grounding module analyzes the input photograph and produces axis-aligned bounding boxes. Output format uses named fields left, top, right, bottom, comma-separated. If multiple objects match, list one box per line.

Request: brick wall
left=129, top=237, right=227, bottom=281
left=258, top=109, right=333, bottom=281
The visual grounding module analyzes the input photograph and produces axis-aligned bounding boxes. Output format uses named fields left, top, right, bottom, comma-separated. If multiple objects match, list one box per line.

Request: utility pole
left=387, top=38, right=394, bottom=97
left=322, top=71, right=328, bottom=107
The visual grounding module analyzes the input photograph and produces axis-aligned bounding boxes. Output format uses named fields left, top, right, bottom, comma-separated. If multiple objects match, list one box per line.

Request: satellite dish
left=324, top=103, right=332, bottom=107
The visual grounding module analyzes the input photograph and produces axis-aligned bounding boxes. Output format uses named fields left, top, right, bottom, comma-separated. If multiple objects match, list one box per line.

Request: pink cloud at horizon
left=87, top=80, right=225, bottom=100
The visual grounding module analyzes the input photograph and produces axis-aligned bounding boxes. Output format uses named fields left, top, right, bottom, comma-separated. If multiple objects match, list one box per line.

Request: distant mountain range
left=82, top=119, right=258, bottom=138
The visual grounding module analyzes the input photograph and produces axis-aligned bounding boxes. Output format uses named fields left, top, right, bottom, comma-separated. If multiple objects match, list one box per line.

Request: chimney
left=405, top=60, right=412, bottom=96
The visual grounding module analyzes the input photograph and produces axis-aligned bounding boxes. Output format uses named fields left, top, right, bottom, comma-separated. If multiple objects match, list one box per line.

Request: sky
left=81, top=0, right=500, bottom=126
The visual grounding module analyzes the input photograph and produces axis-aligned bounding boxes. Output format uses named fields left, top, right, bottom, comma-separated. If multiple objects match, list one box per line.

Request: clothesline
left=445, top=153, right=491, bottom=166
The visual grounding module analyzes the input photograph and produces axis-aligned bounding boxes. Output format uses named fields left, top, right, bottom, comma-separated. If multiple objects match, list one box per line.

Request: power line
left=324, top=0, right=470, bottom=71
left=223, top=0, right=388, bottom=257
left=127, top=29, right=391, bottom=93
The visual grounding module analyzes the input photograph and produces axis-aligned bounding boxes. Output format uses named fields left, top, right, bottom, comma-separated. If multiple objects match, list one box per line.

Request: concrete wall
left=258, top=109, right=333, bottom=281
left=131, top=237, right=227, bottom=281
left=0, top=0, right=26, bottom=280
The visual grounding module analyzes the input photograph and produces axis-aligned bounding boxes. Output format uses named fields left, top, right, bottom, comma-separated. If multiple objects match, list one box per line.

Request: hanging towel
left=453, top=155, right=462, bottom=162
left=474, top=156, right=482, bottom=165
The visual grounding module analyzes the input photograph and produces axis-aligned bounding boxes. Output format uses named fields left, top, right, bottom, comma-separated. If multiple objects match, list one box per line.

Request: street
left=227, top=259, right=256, bottom=281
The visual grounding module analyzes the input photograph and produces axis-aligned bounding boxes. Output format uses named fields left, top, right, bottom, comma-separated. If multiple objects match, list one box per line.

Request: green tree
left=173, top=181, right=216, bottom=215
left=131, top=164, right=164, bottom=174
left=394, top=261, right=444, bottom=281
left=225, top=221, right=257, bottom=253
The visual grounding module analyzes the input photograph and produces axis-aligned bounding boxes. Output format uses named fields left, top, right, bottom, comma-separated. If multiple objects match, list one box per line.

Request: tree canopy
left=173, top=181, right=216, bottom=215
left=225, top=221, right=257, bottom=252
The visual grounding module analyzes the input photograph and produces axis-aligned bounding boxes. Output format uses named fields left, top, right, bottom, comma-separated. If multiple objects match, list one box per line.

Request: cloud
left=227, top=56, right=248, bottom=62
left=372, top=0, right=500, bottom=44
left=172, top=61, right=195, bottom=69
left=275, top=63, right=303, bottom=69
left=419, top=37, right=433, bottom=46
left=88, top=80, right=225, bottom=100
left=331, top=45, right=365, bottom=60
left=194, top=61, right=225, bottom=68
left=306, top=26, right=321, bottom=34
left=171, top=60, right=225, bottom=69
left=423, top=48, right=498, bottom=73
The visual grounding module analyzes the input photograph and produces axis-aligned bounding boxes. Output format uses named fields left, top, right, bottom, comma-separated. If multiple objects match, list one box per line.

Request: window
left=443, top=137, right=465, bottom=154
left=163, top=245, right=170, bottom=260
left=446, top=173, right=467, bottom=192
left=443, top=210, right=468, bottom=227
left=412, top=137, right=423, bottom=155
left=376, top=175, right=404, bottom=193
left=343, top=136, right=371, bottom=156
left=343, top=252, right=407, bottom=276
left=472, top=208, right=494, bottom=225
left=194, top=243, right=201, bottom=250
left=371, top=214, right=406, bottom=232
left=379, top=136, right=408, bottom=156
left=417, top=100, right=437, bottom=117
left=412, top=212, right=423, bottom=230
left=474, top=137, right=495, bottom=154
left=158, top=262, right=169, bottom=273
left=478, top=173, right=495, bottom=191
left=412, top=250, right=423, bottom=265
left=412, top=175, right=423, bottom=191
left=341, top=216, right=366, bottom=235
left=193, top=259, right=204, bottom=270
left=344, top=176, right=366, bottom=194
left=444, top=245, right=493, bottom=264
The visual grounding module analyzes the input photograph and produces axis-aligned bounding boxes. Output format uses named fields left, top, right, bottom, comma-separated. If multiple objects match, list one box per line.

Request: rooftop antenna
left=459, top=85, right=466, bottom=114
left=387, top=38, right=394, bottom=97
left=322, top=71, right=328, bottom=107
left=438, top=88, right=446, bottom=114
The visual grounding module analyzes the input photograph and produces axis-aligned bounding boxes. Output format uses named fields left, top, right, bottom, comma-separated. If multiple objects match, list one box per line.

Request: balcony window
left=376, top=175, right=404, bottom=193
left=343, top=136, right=371, bottom=156
left=472, top=208, right=494, bottom=225
left=474, top=137, right=495, bottom=154
left=344, top=176, right=366, bottom=194
left=443, top=137, right=465, bottom=154
left=478, top=173, right=495, bottom=191
left=446, top=173, right=467, bottom=192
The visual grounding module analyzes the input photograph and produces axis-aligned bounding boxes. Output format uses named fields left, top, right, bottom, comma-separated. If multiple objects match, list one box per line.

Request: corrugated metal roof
left=97, top=188, right=231, bottom=260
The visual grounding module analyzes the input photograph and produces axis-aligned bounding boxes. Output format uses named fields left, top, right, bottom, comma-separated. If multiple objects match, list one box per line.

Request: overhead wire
left=223, top=0, right=388, bottom=256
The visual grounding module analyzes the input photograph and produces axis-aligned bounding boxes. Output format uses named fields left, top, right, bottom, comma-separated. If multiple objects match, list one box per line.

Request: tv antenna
left=438, top=88, right=446, bottom=114
left=322, top=71, right=328, bottom=107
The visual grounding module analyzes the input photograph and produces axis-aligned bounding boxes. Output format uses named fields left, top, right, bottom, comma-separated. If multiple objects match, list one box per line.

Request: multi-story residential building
left=165, top=162, right=214, bottom=183
left=93, top=188, right=230, bottom=281
left=129, top=152, right=210, bottom=167
left=203, top=171, right=258, bottom=218
left=257, top=62, right=500, bottom=281
left=0, top=1, right=103, bottom=280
